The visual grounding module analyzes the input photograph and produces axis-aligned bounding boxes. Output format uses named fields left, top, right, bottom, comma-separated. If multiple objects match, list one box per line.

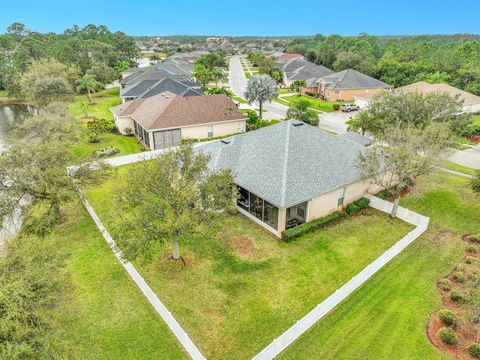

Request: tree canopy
left=115, top=145, right=236, bottom=262
left=244, top=75, right=278, bottom=119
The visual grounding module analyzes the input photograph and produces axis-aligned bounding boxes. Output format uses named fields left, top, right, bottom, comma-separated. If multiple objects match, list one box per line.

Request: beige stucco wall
left=306, top=178, right=383, bottom=222
left=114, top=115, right=134, bottom=135
left=180, top=119, right=246, bottom=139
left=325, top=88, right=384, bottom=101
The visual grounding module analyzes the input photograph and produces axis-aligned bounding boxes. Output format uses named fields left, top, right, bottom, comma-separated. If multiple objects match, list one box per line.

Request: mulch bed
left=427, top=235, right=480, bottom=359
left=468, top=135, right=480, bottom=144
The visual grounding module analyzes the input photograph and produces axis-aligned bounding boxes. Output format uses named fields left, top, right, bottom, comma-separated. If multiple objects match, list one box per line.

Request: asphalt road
left=229, top=55, right=351, bottom=133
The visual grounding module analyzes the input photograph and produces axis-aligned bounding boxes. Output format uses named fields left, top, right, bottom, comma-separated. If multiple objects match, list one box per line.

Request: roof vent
left=221, top=138, right=231, bottom=144
left=292, top=120, right=304, bottom=126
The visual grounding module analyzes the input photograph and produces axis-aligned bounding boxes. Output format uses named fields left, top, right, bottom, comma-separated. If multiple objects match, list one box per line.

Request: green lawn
left=84, top=165, right=413, bottom=360
left=439, top=159, right=477, bottom=176
left=272, top=97, right=291, bottom=107
left=245, top=73, right=251, bottom=79
left=283, top=94, right=349, bottom=112
left=232, top=96, right=247, bottom=104
left=24, top=200, right=188, bottom=359
left=279, top=173, right=478, bottom=360
left=278, top=88, right=294, bottom=94
left=67, top=88, right=143, bottom=160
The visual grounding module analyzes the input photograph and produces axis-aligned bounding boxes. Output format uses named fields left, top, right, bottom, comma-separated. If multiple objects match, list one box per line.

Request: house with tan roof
left=354, top=81, right=480, bottom=112
left=397, top=81, right=480, bottom=113
left=111, top=92, right=246, bottom=149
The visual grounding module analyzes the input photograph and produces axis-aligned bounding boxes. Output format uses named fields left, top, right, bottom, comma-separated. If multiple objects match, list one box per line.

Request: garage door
left=153, top=129, right=181, bottom=149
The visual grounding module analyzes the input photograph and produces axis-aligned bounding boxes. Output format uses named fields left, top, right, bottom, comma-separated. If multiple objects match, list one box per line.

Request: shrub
left=466, top=245, right=478, bottom=253
left=305, top=91, right=317, bottom=97
left=456, top=263, right=467, bottom=272
left=468, top=343, right=480, bottom=359
left=346, top=198, right=370, bottom=215
left=332, top=104, right=340, bottom=111
left=124, top=127, right=133, bottom=136
left=438, top=278, right=451, bottom=291
left=470, top=234, right=480, bottom=243
left=282, top=211, right=348, bottom=242
left=437, top=327, right=458, bottom=345
left=453, top=271, right=466, bottom=283
left=376, top=189, right=393, bottom=200
left=450, top=289, right=466, bottom=303
left=438, top=309, right=457, bottom=327
left=465, top=256, right=477, bottom=264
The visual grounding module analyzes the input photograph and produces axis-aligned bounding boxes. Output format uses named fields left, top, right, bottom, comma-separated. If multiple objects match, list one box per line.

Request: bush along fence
left=282, top=197, right=370, bottom=242
left=253, top=194, right=429, bottom=360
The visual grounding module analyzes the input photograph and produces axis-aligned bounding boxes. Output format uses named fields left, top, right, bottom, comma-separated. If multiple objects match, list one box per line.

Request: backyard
left=282, top=94, right=350, bottom=112
left=67, top=87, right=143, bottom=160
left=83, top=164, right=414, bottom=359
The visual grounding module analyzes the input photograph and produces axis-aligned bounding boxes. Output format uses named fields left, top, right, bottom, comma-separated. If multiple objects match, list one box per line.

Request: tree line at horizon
left=284, top=33, right=480, bottom=94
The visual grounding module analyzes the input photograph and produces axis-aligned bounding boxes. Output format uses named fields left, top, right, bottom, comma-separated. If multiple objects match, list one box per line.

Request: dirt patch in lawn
left=427, top=235, right=479, bottom=360
left=81, top=115, right=96, bottom=120
left=230, top=236, right=261, bottom=259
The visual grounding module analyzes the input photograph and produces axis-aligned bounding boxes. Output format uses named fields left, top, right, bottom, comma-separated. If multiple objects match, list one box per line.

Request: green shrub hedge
left=438, top=309, right=457, bottom=327
left=450, top=289, right=466, bottom=303
left=282, top=198, right=370, bottom=242
left=437, top=327, right=458, bottom=345
left=468, top=343, right=480, bottom=359
left=438, top=278, right=451, bottom=291
left=346, top=197, right=370, bottom=215
left=470, top=234, right=480, bottom=243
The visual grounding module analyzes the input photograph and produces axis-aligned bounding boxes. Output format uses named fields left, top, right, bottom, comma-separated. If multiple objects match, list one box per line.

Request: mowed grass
left=283, top=94, right=349, bottom=112
left=279, top=173, right=479, bottom=360
left=32, top=200, right=187, bottom=359
left=67, top=88, right=142, bottom=160
left=84, top=165, right=413, bottom=359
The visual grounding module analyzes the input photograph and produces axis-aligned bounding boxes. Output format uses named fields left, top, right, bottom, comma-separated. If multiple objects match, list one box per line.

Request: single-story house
left=319, top=69, right=391, bottom=101
left=120, top=60, right=194, bottom=88
left=196, top=120, right=382, bottom=237
left=277, top=53, right=304, bottom=62
left=111, top=92, right=246, bottom=149
left=278, top=58, right=334, bottom=90
left=121, top=77, right=203, bottom=103
left=338, top=132, right=374, bottom=146
left=397, top=81, right=480, bottom=113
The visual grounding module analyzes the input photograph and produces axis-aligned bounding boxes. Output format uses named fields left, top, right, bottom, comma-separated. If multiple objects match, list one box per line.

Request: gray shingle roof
left=121, top=77, right=203, bottom=99
left=281, top=58, right=334, bottom=85
left=321, top=69, right=391, bottom=90
left=338, top=132, right=374, bottom=146
left=196, top=120, right=369, bottom=208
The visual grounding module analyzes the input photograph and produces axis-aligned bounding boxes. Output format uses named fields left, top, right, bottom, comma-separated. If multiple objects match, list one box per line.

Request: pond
left=0, top=103, right=36, bottom=246
left=0, top=103, right=36, bottom=148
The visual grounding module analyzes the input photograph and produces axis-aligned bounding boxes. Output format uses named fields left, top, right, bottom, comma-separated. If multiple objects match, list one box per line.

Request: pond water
left=0, top=103, right=36, bottom=246
left=0, top=103, right=35, bottom=149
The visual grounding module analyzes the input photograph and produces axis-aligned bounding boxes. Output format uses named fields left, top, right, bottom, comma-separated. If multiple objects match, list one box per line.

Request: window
left=207, top=125, right=214, bottom=138
left=249, top=193, right=263, bottom=220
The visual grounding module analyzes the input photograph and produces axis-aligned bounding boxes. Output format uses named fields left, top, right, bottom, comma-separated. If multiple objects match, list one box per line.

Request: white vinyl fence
left=252, top=195, right=429, bottom=360
left=74, top=186, right=206, bottom=360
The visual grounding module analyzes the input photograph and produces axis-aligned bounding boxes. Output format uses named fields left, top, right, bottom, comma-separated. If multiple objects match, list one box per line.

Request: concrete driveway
left=448, top=145, right=480, bottom=170
left=318, top=110, right=358, bottom=134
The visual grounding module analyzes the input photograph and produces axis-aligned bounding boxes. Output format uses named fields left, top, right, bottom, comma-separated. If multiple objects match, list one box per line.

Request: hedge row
left=282, top=197, right=370, bottom=242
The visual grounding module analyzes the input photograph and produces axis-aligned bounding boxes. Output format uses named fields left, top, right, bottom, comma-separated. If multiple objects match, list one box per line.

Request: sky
left=1, top=0, right=479, bottom=36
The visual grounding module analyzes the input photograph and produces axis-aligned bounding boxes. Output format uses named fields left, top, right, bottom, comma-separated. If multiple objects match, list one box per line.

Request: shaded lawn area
left=283, top=94, right=349, bottom=112
left=279, top=173, right=479, bottom=360
left=67, top=88, right=142, bottom=160
left=32, top=200, right=188, bottom=359
left=84, top=165, right=413, bottom=360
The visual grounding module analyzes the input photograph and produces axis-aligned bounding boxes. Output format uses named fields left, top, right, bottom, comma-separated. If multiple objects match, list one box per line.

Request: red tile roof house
left=110, top=92, right=246, bottom=149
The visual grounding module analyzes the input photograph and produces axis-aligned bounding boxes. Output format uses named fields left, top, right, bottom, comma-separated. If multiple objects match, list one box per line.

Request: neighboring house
left=277, top=53, right=304, bottom=62
left=319, top=69, right=391, bottom=101
left=397, top=81, right=480, bottom=113
left=278, top=58, right=334, bottom=90
left=354, top=81, right=480, bottom=113
left=111, top=92, right=245, bottom=148
left=119, top=62, right=203, bottom=102
left=196, top=120, right=382, bottom=237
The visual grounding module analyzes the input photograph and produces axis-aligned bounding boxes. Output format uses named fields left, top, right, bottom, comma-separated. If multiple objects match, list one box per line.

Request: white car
left=340, top=103, right=360, bottom=112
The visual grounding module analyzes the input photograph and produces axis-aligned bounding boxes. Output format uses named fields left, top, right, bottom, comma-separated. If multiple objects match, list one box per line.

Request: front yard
left=283, top=94, right=350, bottom=112
left=83, top=164, right=413, bottom=359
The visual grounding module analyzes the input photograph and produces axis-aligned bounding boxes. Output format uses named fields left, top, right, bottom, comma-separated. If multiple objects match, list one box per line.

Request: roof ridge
left=280, top=122, right=291, bottom=207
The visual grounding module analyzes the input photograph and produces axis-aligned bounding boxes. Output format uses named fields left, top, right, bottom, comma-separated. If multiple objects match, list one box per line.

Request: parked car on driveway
left=340, top=103, right=360, bottom=112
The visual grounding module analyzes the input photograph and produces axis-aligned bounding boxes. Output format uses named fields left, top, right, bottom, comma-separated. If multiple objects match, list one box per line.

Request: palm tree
left=193, top=63, right=212, bottom=90
left=76, top=74, right=101, bottom=104
left=244, top=75, right=278, bottom=119
left=286, top=99, right=319, bottom=126
left=211, top=68, right=226, bottom=86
